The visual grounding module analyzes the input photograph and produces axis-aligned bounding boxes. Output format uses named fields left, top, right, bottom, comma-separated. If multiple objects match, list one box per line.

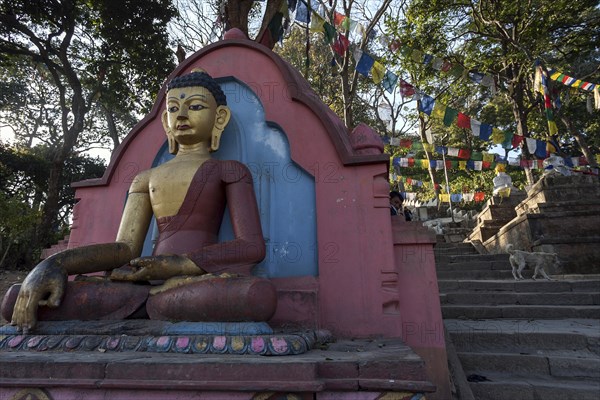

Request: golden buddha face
left=162, top=85, right=231, bottom=153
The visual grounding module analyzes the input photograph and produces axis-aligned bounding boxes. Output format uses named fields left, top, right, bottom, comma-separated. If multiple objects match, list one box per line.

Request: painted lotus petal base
left=0, top=331, right=315, bottom=356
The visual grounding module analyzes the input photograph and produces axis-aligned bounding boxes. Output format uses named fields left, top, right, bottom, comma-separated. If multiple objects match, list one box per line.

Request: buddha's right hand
left=10, top=260, right=68, bottom=333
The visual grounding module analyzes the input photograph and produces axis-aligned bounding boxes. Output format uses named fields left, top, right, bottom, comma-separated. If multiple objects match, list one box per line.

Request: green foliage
left=0, top=0, right=177, bottom=249
left=0, top=143, right=105, bottom=269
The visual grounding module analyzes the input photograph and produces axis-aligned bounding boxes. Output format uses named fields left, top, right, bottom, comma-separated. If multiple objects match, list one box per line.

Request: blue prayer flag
left=418, top=94, right=435, bottom=115
left=466, top=160, right=475, bottom=170
left=356, top=53, right=375, bottom=77
left=479, top=123, right=492, bottom=141
left=382, top=70, right=398, bottom=93
left=535, top=139, right=547, bottom=158
left=295, top=0, right=310, bottom=23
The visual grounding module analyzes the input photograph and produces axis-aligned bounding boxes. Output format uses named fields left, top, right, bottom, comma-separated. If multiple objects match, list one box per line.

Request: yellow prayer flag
left=423, top=143, right=435, bottom=152
left=371, top=61, right=386, bottom=84
left=491, top=128, right=504, bottom=144
left=483, top=153, right=494, bottom=162
left=595, top=154, right=600, bottom=164
left=432, top=102, right=446, bottom=120
left=421, top=160, right=429, bottom=168
left=459, top=161, right=467, bottom=170
left=309, top=13, right=325, bottom=32
left=572, top=79, right=582, bottom=88
left=411, top=49, right=423, bottom=63
left=548, top=120, right=558, bottom=135
left=440, top=193, right=450, bottom=203
left=550, top=71, right=561, bottom=80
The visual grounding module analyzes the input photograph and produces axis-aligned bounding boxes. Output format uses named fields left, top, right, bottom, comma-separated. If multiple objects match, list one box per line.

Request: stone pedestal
left=480, top=174, right=600, bottom=274
left=467, top=192, right=526, bottom=243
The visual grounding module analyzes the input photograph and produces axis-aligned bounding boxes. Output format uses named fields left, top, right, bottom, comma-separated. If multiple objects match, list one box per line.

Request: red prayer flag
left=399, top=79, right=415, bottom=97
left=474, top=192, right=485, bottom=202
left=457, top=112, right=471, bottom=129
left=332, top=34, right=350, bottom=56
left=406, top=178, right=412, bottom=184
left=408, top=158, right=415, bottom=167
left=399, top=138, right=412, bottom=148
left=334, top=11, right=346, bottom=26
left=512, top=134, right=524, bottom=148
left=434, top=183, right=440, bottom=190
left=482, top=161, right=491, bottom=169
left=458, top=149, right=471, bottom=159
left=445, top=160, right=452, bottom=169
left=388, top=39, right=402, bottom=52
left=441, top=61, right=452, bottom=72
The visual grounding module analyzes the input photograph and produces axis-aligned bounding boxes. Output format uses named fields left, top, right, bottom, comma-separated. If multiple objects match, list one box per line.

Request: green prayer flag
left=323, top=22, right=336, bottom=44
left=443, top=107, right=458, bottom=126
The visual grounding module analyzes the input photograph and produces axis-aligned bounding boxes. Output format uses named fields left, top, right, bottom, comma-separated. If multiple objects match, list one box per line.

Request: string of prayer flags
left=386, top=42, right=496, bottom=93
left=548, top=68, right=597, bottom=96
left=535, top=63, right=559, bottom=135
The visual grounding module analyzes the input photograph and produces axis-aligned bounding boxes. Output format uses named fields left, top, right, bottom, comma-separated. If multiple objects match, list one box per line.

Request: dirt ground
left=0, top=269, right=27, bottom=324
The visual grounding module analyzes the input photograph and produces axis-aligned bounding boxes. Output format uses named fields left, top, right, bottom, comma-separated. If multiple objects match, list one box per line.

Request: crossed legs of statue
left=1, top=276, right=277, bottom=325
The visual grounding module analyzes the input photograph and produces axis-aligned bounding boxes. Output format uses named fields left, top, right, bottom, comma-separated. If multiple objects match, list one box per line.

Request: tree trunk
left=104, top=106, right=121, bottom=152
left=418, top=113, right=439, bottom=200
left=506, top=68, right=535, bottom=185
left=225, top=0, right=254, bottom=37
left=0, top=238, right=13, bottom=269
left=561, top=116, right=598, bottom=168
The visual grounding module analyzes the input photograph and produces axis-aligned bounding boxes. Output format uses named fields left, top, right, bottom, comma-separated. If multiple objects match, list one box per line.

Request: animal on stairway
left=505, top=244, right=559, bottom=280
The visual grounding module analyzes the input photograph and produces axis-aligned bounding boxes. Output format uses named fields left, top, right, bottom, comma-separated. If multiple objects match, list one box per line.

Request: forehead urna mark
left=180, top=92, right=186, bottom=99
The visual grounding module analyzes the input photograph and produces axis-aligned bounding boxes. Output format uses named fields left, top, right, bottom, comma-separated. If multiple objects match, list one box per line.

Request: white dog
left=505, top=244, right=559, bottom=280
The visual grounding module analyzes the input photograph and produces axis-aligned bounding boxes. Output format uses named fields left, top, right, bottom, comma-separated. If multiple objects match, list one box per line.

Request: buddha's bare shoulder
left=128, top=168, right=151, bottom=194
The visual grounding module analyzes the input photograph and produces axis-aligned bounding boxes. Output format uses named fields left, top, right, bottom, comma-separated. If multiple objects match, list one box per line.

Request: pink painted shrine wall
left=69, top=37, right=444, bottom=347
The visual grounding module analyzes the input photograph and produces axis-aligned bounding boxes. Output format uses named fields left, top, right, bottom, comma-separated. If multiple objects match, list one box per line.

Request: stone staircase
left=435, top=241, right=600, bottom=400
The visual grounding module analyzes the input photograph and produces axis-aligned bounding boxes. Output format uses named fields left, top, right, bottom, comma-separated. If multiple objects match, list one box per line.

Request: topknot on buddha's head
left=166, top=69, right=227, bottom=106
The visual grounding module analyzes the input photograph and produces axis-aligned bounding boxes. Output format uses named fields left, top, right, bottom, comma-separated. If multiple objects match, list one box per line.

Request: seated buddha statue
left=3, top=70, right=277, bottom=333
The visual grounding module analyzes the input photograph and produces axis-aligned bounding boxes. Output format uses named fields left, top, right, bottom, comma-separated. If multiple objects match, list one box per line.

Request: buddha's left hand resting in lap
left=3, top=70, right=276, bottom=333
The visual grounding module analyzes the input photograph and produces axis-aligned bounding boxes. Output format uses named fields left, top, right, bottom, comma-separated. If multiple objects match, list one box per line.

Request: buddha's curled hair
left=167, top=71, right=227, bottom=106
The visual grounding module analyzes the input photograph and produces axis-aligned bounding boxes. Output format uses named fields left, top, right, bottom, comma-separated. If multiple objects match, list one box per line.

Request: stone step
left=467, top=374, right=600, bottom=400
left=433, top=242, right=479, bottom=254
left=458, top=351, right=600, bottom=380
left=436, top=253, right=508, bottom=265
left=436, top=255, right=508, bottom=273
left=445, top=319, right=600, bottom=354
left=436, top=270, right=514, bottom=280
left=442, top=304, right=600, bottom=319
left=441, top=291, right=600, bottom=306
left=438, top=279, right=600, bottom=293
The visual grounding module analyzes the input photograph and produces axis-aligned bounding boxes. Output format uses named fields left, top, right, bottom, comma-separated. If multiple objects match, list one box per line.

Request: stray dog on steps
left=505, top=244, right=559, bottom=280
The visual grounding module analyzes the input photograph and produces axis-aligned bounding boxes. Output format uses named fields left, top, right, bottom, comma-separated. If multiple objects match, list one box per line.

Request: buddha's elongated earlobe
left=210, top=105, right=232, bottom=152
left=210, top=130, right=223, bottom=152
